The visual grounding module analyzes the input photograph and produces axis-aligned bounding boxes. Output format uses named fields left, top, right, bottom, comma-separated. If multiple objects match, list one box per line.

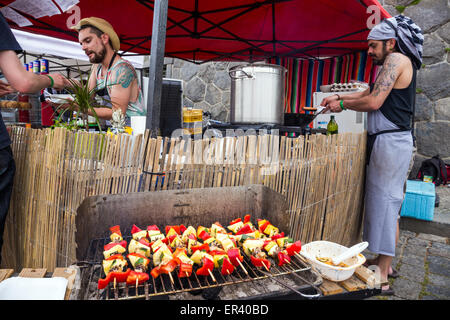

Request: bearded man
left=69, top=17, right=146, bottom=126
left=321, top=15, right=423, bottom=296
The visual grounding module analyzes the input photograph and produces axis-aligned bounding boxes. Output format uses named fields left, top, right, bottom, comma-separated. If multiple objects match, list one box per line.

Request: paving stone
left=407, top=237, right=431, bottom=247
left=391, top=277, right=422, bottom=300
left=427, top=255, right=450, bottom=277
left=428, top=242, right=450, bottom=259
left=425, top=284, right=450, bottom=299
left=428, top=273, right=450, bottom=288
left=403, top=244, right=428, bottom=257
left=417, top=233, right=448, bottom=243
left=401, top=254, right=426, bottom=268
left=397, top=263, right=426, bottom=283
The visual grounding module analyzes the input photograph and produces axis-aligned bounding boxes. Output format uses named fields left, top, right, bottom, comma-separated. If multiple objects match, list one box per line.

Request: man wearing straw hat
left=67, top=17, right=146, bottom=128
left=0, top=12, right=66, bottom=265
left=321, top=15, right=423, bottom=296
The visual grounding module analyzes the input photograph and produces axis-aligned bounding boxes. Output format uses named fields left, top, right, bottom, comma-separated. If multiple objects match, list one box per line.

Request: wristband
left=340, top=99, right=346, bottom=110
left=45, top=75, right=54, bottom=88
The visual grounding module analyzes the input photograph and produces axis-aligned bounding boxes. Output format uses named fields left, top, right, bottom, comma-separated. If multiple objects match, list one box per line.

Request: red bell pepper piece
left=131, top=224, right=143, bottom=235
left=98, top=273, right=112, bottom=289
left=105, top=253, right=125, bottom=261
left=178, top=262, right=193, bottom=278
left=221, top=258, right=235, bottom=275
left=259, top=221, right=270, bottom=233
left=196, top=257, right=214, bottom=276
left=147, top=225, right=160, bottom=232
left=179, top=224, right=187, bottom=235
left=109, top=225, right=122, bottom=236
left=236, top=224, right=252, bottom=235
left=250, top=256, right=271, bottom=269
left=271, top=232, right=285, bottom=241
left=198, top=229, right=211, bottom=241
left=98, top=268, right=131, bottom=289
left=227, top=248, right=244, bottom=267
left=150, top=259, right=178, bottom=278
left=229, top=218, right=242, bottom=225
left=190, top=243, right=209, bottom=254
left=126, top=270, right=149, bottom=285
left=165, top=225, right=181, bottom=235
left=286, top=240, right=302, bottom=256
left=103, top=240, right=127, bottom=252
left=243, top=214, right=251, bottom=223
left=277, top=251, right=291, bottom=266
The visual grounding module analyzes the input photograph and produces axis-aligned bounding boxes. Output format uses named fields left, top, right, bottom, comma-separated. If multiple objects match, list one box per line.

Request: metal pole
left=145, top=0, right=169, bottom=135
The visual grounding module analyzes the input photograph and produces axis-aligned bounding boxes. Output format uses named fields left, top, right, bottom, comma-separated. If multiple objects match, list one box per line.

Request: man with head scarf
left=321, top=15, right=423, bottom=296
left=66, top=17, right=146, bottom=128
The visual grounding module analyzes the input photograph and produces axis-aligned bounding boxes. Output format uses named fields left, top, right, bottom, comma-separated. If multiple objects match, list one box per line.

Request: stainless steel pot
left=229, top=63, right=287, bottom=125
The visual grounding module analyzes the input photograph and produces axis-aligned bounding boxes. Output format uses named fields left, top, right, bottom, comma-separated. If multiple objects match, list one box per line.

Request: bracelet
left=45, top=75, right=54, bottom=88
left=335, top=94, right=341, bottom=100
left=340, top=99, right=346, bottom=110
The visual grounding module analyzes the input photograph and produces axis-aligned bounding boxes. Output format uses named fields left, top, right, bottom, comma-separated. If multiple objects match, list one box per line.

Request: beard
left=86, top=45, right=106, bottom=64
left=370, top=42, right=389, bottom=65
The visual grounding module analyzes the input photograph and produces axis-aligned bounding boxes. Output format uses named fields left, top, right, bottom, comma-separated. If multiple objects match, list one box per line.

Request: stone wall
left=381, top=0, right=450, bottom=176
left=165, top=58, right=245, bottom=122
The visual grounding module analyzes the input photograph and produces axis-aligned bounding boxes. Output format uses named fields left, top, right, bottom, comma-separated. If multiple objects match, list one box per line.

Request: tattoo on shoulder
left=109, top=63, right=137, bottom=89
left=372, top=54, right=401, bottom=97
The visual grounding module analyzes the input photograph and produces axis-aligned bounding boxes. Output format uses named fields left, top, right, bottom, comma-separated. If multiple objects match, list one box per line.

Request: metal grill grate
left=85, top=234, right=316, bottom=300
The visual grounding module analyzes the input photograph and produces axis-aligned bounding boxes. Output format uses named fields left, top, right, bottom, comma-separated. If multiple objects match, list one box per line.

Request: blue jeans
left=0, top=145, right=15, bottom=265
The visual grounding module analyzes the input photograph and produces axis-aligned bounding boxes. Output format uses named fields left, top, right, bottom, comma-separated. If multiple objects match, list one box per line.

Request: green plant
left=416, top=88, right=423, bottom=94
left=395, top=5, right=406, bottom=13
left=53, top=64, right=107, bottom=133
left=445, top=47, right=450, bottom=53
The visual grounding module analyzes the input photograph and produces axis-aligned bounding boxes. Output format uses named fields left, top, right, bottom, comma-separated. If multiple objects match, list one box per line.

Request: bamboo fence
left=2, top=126, right=366, bottom=271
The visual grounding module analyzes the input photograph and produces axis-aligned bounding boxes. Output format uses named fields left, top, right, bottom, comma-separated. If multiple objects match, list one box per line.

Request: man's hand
left=48, top=73, right=67, bottom=90
left=320, top=94, right=339, bottom=108
left=0, top=80, right=15, bottom=97
left=325, top=100, right=344, bottom=113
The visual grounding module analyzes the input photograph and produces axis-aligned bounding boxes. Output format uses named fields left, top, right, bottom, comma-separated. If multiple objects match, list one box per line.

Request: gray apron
left=363, top=110, right=413, bottom=256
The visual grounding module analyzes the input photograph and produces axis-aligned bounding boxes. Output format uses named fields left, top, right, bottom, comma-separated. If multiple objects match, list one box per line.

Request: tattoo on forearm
left=372, top=54, right=400, bottom=97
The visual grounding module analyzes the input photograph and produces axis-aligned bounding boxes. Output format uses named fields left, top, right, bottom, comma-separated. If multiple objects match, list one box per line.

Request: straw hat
left=71, top=17, right=120, bottom=51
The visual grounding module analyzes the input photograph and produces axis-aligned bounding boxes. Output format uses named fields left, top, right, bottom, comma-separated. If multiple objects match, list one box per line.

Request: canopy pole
left=146, top=0, right=169, bottom=135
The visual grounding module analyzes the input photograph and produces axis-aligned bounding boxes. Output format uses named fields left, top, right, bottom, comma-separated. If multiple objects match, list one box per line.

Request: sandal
left=388, top=267, right=399, bottom=279
left=379, top=285, right=395, bottom=296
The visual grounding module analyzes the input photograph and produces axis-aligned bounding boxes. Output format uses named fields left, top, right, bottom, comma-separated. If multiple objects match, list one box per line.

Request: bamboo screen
left=2, top=126, right=366, bottom=271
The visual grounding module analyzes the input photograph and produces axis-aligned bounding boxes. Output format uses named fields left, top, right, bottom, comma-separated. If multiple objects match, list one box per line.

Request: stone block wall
left=165, top=58, right=245, bottom=122
left=381, top=0, right=450, bottom=176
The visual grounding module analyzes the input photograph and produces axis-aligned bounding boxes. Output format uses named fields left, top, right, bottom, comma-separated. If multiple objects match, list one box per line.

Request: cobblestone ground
left=365, top=230, right=450, bottom=300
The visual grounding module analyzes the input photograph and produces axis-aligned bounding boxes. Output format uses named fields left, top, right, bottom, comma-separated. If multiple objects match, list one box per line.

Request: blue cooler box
left=400, top=180, right=435, bottom=221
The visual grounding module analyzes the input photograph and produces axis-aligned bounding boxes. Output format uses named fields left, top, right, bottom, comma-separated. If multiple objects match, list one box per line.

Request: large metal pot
left=229, top=63, right=287, bottom=125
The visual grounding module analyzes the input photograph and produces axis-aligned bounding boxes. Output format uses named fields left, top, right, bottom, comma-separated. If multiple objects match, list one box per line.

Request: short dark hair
left=79, top=24, right=113, bottom=49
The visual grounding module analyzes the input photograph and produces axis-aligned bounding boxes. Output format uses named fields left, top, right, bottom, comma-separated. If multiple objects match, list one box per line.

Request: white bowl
left=300, top=240, right=366, bottom=282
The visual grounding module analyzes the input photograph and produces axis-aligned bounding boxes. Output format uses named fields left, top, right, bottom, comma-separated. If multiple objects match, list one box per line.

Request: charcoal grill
left=75, top=185, right=323, bottom=300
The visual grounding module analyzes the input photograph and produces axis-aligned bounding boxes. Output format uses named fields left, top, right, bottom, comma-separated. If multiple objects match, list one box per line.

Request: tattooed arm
left=107, top=62, right=137, bottom=115
left=325, top=53, right=404, bottom=113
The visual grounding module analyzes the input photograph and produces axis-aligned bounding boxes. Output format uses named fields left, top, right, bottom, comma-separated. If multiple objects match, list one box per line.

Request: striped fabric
left=270, top=52, right=379, bottom=113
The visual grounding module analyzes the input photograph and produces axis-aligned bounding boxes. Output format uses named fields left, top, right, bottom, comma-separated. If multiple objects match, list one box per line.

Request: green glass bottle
left=326, top=115, right=338, bottom=135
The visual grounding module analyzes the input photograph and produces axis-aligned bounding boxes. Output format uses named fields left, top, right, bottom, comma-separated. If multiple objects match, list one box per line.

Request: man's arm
left=320, top=87, right=370, bottom=107
left=344, top=53, right=403, bottom=111
left=324, top=53, right=403, bottom=113
left=0, top=50, right=65, bottom=92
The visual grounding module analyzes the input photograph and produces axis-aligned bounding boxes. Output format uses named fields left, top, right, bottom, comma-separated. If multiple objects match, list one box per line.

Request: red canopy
left=1, top=0, right=390, bottom=63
